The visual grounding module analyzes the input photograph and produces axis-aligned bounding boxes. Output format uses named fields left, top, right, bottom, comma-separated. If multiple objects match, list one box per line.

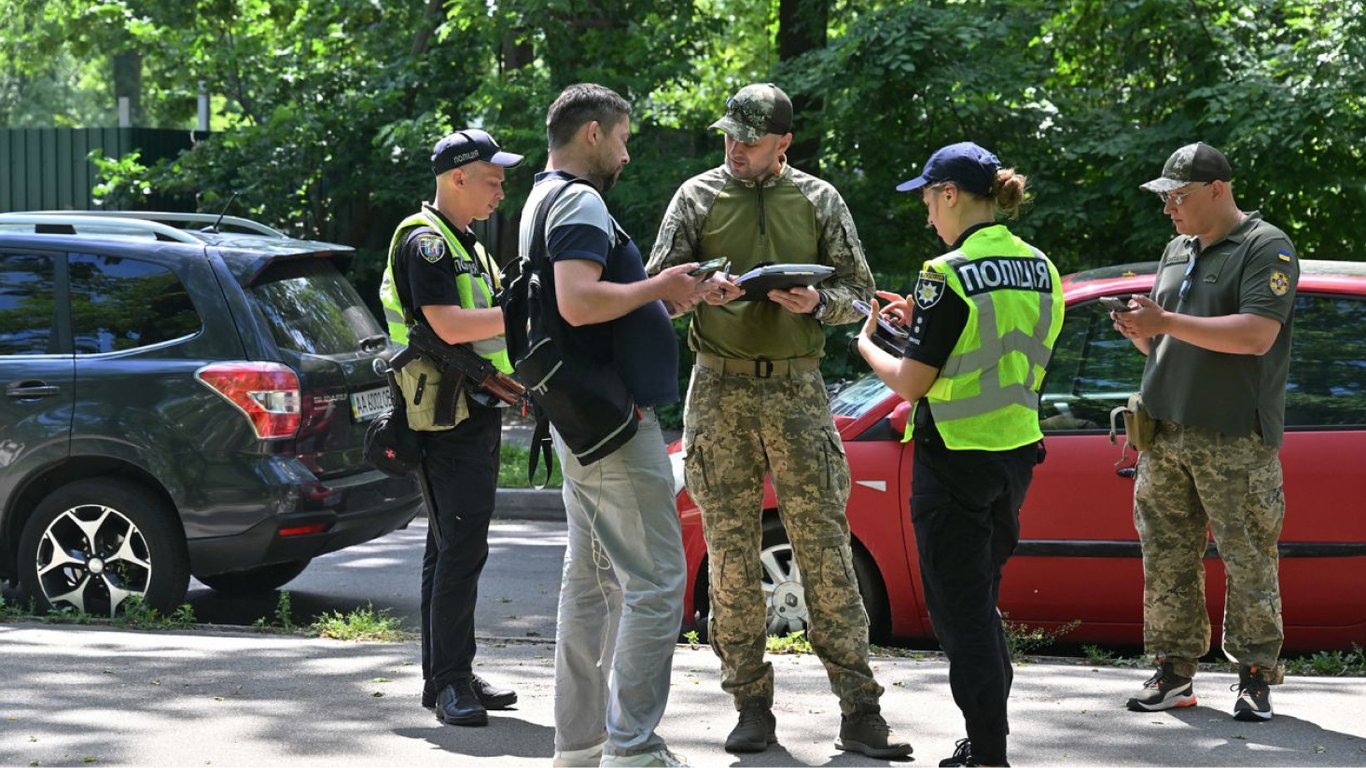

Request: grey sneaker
left=836, top=711, right=913, bottom=759
left=724, top=701, right=777, bottom=753
left=1231, top=665, right=1273, bottom=721
left=1126, top=662, right=1196, bottom=712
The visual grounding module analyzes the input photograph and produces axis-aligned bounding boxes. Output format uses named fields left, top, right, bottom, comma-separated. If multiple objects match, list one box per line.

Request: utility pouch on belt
left=1110, top=392, right=1155, bottom=451
left=395, top=354, right=467, bottom=431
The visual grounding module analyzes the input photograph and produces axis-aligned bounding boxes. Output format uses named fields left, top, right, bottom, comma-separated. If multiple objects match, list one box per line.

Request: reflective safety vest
left=378, top=206, right=512, bottom=374
left=906, top=225, right=1064, bottom=451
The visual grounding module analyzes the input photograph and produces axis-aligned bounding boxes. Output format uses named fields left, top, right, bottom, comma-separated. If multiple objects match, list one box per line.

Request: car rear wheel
left=18, top=478, right=189, bottom=617
left=197, top=559, right=311, bottom=595
left=695, top=514, right=892, bottom=644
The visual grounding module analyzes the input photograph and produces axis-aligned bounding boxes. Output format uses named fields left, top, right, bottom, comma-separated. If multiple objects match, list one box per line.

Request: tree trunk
left=777, top=0, right=827, bottom=175
left=112, top=51, right=142, bottom=127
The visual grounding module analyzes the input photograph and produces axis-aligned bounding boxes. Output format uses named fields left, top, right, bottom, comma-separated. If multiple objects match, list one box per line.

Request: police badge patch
left=1269, top=270, right=1290, bottom=296
left=417, top=234, right=447, bottom=263
left=914, top=270, right=946, bottom=310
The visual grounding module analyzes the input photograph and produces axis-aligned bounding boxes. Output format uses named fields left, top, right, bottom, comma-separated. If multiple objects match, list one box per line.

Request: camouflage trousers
left=1134, top=421, right=1285, bottom=682
left=682, top=362, right=883, bottom=714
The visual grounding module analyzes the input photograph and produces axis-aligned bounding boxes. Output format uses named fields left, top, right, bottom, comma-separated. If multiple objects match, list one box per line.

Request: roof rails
left=0, top=210, right=288, bottom=241
left=0, top=213, right=204, bottom=243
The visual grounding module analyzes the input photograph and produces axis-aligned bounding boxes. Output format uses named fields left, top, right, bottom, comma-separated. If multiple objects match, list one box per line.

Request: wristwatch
left=811, top=292, right=828, bottom=320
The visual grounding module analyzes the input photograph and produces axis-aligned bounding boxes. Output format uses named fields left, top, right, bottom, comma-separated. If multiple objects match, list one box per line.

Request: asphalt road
left=184, top=517, right=563, bottom=638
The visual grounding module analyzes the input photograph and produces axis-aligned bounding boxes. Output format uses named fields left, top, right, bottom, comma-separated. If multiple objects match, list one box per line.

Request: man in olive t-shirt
left=1112, top=142, right=1297, bottom=723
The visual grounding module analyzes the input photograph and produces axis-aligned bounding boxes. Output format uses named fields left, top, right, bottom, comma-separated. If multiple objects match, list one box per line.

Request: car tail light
left=278, top=522, right=331, bottom=537
left=195, top=362, right=301, bottom=439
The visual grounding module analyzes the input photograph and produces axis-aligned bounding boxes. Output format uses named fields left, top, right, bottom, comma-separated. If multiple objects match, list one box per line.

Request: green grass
left=1282, top=646, right=1366, bottom=676
left=310, top=604, right=408, bottom=642
left=765, top=630, right=814, bottom=655
left=0, top=594, right=196, bottom=630
left=499, top=443, right=563, bottom=488
left=1001, top=616, right=1081, bottom=661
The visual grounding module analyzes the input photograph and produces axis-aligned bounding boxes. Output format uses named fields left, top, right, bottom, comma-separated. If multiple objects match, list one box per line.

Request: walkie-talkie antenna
left=208, top=191, right=240, bottom=233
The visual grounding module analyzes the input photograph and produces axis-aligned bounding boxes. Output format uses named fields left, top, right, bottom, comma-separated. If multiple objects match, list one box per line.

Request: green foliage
left=1001, top=616, right=1081, bottom=660
left=252, top=590, right=295, bottom=632
left=499, top=442, right=565, bottom=488
left=683, top=629, right=701, bottom=649
left=309, top=604, right=408, bottom=642
left=0, top=593, right=196, bottom=630
left=7, top=0, right=1363, bottom=303
left=765, top=629, right=814, bottom=654
left=1282, top=645, right=1366, bottom=677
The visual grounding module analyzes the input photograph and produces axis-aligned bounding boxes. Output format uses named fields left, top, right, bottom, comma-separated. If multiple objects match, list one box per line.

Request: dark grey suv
left=0, top=211, right=421, bottom=615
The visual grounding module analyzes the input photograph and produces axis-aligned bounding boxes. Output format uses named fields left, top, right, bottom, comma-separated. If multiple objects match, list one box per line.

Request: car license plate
left=351, top=386, right=392, bottom=422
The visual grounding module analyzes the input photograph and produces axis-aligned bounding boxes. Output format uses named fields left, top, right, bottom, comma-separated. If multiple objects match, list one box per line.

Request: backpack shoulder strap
left=520, top=176, right=596, bottom=488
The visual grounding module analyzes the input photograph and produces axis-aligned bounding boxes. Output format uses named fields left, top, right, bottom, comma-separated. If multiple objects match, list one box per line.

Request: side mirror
left=888, top=400, right=912, bottom=436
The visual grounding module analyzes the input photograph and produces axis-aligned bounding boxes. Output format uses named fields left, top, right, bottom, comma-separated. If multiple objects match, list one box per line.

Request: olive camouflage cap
left=1139, top=142, right=1232, bottom=194
left=710, top=83, right=793, bottom=143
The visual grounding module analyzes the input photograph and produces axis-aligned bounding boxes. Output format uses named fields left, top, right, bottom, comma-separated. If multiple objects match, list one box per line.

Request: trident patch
left=418, top=234, right=447, bottom=263
left=1269, top=271, right=1290, bottom=296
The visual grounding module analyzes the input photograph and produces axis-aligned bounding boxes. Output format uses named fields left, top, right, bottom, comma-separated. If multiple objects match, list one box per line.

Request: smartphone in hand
left=1098, top=295, right=1135, bottom=313
left=853, top=299, right=910, bottom=339
left=689, top=257, right=730, bottom=278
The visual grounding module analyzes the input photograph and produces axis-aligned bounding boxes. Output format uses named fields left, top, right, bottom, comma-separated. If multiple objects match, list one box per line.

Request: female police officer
left=857, top=142, right=1063, bottom=768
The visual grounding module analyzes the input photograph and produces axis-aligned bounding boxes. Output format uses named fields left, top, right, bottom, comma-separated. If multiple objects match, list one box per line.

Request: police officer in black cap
left=377, top=128, right=523, bottom=727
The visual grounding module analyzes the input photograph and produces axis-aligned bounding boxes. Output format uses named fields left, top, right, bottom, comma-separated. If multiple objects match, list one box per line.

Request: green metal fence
left=0, top=127, right=204, bottom=212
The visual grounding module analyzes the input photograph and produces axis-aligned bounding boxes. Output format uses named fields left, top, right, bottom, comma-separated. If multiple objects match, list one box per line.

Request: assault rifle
left=392, top=323, right=527, bottom=411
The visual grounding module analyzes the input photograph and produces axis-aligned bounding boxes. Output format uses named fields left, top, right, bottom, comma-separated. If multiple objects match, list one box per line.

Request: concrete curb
left=493, top=487, right=564, bottom=521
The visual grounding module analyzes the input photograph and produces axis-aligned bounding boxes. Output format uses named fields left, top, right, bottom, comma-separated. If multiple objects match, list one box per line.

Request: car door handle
left=6, top=381, right=61, bottom=398
left=1116, top=466, right=1136, bottom=479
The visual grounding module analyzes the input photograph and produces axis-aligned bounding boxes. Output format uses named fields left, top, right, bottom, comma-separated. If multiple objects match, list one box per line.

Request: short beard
left=591, top=167, right=620, bottom=194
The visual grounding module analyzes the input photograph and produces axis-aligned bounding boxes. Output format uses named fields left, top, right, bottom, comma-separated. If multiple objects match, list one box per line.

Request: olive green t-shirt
left=647, top=164, right=875, bottom=360
left=1140, top=212, right=1298, bottom=446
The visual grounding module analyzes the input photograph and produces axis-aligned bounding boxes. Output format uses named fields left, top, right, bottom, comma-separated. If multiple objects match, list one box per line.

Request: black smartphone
left=853, top=299, right=909, bottom=339
left=1098, top=295, right=1135, bottom=313
left=689, top=257, right=730, bottom=278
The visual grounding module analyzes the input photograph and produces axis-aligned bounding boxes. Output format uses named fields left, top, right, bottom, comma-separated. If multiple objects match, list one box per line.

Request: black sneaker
left=940, top=738, right=974, bottom=767
left=1126, top=662, right=1196, bottom=711
left=835, top=711, right=912, bottom=759
left=1232, top=665, right=1273, bottom=721
left=724, top=701, right=777, bottom=753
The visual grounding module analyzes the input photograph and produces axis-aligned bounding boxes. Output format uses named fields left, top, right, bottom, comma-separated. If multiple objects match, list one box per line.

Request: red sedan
left=671, top=260, right=1366, bottom=651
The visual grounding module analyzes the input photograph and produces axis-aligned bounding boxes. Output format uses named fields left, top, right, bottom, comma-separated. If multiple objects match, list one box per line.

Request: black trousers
left=910, top=435, right=1037, bottom=765
left=419, top=405, right=501, bottom=690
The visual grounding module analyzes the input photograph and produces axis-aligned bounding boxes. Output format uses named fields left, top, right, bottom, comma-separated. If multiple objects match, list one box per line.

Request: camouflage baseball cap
left=710, top=83, right=793, bottom=143
left=1139, top=142, right=1232, bottom=194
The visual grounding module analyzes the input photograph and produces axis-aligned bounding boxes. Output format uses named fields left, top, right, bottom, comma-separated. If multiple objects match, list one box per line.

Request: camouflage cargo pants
left=1134, top=421, right=1285, bottom=682
left=682, top=362, right=883, bottom=714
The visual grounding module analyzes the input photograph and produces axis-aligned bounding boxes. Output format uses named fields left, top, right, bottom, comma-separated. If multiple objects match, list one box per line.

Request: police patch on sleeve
left=1269, top=270, right=1290, bottom=296
left=417, top=234, right=447, bottom=263
left=914, top=270, right=946, bottom=310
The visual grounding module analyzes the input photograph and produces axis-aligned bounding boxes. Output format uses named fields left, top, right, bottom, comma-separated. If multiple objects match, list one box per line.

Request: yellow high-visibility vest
left=378, top=206, right=511, bottom=374
left=905, top=225, right=1064, bottom=451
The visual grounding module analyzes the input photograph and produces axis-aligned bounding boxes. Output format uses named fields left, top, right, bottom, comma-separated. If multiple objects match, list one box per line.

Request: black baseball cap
left=431, top=128, right=524, bottom=175
left=1139, top=142, right=1232, bottom=194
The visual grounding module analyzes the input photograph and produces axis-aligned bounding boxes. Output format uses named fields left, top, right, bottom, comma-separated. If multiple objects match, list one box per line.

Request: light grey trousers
left=552, top=409, right=686, bottom=757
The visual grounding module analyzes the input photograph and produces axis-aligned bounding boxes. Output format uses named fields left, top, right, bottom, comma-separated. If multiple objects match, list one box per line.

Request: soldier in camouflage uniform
left=647, top=83, right=910, bottom=759
left=1114, top=142, right=1297, bottom=722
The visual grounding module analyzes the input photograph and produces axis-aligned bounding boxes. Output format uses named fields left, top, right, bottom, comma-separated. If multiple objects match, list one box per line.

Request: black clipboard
left=733, top=263, right=835, bottom=302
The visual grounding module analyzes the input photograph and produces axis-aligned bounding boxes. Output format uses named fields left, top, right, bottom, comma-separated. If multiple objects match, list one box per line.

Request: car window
left=68, top=252, right=202, bottom=354
left=1285, top=293, right=1366, bottom=428
left=1040, top=301, right=1145, bottom=431
left=0, top=251, right=60, bottom=355
left=831, top=373, right=893, bottom=418
left=249, top=259, right=383, bottom=356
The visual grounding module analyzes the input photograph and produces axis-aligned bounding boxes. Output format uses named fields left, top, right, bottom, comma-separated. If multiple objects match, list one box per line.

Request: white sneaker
left=598, top=747, right=689, bottom=767
left=551, top=741, right=605, bottom=767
